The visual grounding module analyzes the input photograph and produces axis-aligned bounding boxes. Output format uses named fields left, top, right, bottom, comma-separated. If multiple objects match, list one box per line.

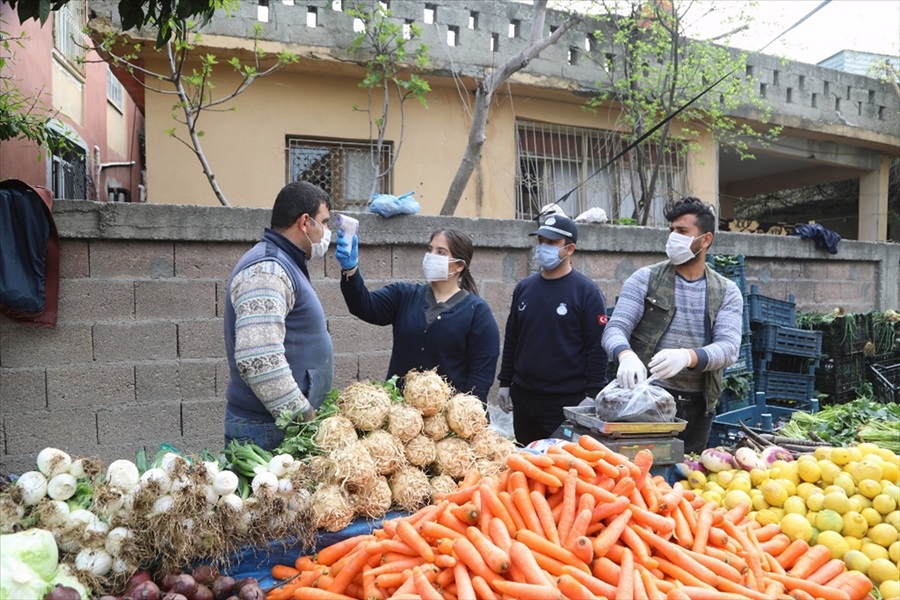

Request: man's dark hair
left=664, top=197, right=717, bottom=235
left=271, top=181, right=332, bottom=229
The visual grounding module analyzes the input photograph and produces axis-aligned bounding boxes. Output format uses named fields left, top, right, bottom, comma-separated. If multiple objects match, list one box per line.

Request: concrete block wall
left=1, top=201, right=898, bottom=473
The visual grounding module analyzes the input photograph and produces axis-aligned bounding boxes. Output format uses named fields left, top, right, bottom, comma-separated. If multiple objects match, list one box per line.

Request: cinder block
left=181, top=399, right=226, bottom=440
left=216, top=359, right=230, bottom=396
left=135, top=280, right=216, bottom=319
left=480, top=282, right=516, bottom=318
left=0, top=453, right=39, bottom=477
left=93, top=322, right=177, bottom=361
left=328, top=317, right=393, bottom=353
left=392, top=246, right=429, bottom=281
left=135, top=360, right=217, bottom=402
left=316, top=280, right=352, bottom=318
left=90, top=240, right=174, bottom=278
left=170, top=435, right=224, bottom=456
left=353, top=246, right=393, bottom=279
left=59, top=240, right=90, bottom=278
left=0, top=417, right=5, bottom=454
left=174, top=241, right=251, bottom=279
left=178, top=319, right=225, bottom=359
left=88, top=443, right=149, bottom=466
left=5, top=409, right=97, bottom=454
left=333, top=353, right=359, bottom=388
left=0, top=368, right=47, bottom=410
left=217, top=282, right=226, bottom=318
left=96, top=403, right=181, bottom=445
left=358, top=352, right=390, bottom=382
left=57, top=279, right=134, bottom=321
left=470, top=248, right=530, bottom=282
left=47, top=364, right=135, bottom=409
left=0, top=324, right=93, bottom=368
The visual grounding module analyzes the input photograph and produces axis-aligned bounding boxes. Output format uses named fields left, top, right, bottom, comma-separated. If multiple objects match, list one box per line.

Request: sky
left=687, top=0, right=900, bottom=66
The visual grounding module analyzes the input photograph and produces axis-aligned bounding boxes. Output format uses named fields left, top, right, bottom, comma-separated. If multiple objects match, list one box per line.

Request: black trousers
left=670, top=391, right=714, bottom=455
left=510, top=383, right=584, bottom=447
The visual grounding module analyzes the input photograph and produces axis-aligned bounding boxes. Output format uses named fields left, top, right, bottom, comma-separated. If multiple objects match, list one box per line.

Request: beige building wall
left=52, top=61, right=84, bottom=127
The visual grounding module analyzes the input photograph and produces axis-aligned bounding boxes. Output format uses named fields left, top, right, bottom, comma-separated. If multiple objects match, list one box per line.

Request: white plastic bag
left=487, top=401, right=515, bottom=440
left=594, top=379, right=676, bottom=423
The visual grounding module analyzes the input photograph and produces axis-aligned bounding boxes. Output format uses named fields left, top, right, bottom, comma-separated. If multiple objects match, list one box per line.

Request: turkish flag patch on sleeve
left=597, top=314, right=608, bottom=325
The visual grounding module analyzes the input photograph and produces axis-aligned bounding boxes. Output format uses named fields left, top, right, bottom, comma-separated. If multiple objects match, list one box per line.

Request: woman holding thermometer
left=335, top=223, right=500, bottom=404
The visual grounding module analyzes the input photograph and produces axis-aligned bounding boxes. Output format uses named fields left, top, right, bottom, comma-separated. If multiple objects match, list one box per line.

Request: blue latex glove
left=335, top=229, right=358, bottom=270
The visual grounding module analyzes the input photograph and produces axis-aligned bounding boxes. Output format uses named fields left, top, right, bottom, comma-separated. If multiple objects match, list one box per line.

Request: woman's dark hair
left=664, top=196, right=717, bottom=235
left=271, top=181, right=332, bottom=229
left=431, top=228, right=479, bottom=296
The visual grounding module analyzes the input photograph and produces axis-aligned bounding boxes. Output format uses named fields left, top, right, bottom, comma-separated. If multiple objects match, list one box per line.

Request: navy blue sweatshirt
left=498, top=269, right=609, bottom=397
left=340, top=269, right=500, bottom=403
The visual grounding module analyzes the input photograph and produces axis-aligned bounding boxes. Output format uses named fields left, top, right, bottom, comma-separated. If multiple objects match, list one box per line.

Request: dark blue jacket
left=340, top=270, right=500, bottom=402
left=499, top=269, right=609, bottom=397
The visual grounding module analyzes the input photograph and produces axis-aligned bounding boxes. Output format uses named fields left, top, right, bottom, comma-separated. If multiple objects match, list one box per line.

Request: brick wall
left=1, top=201, right=897, bottom=473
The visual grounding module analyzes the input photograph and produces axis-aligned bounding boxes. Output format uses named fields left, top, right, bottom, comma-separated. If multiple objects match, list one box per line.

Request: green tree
left=88, top=13, right=298, bottom=205
left=346, top=2, right=430, bottom=200
left=584, top=0, right=781, bottom=224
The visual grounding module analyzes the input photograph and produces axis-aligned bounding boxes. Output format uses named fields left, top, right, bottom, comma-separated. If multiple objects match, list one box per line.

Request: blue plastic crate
left=743, top=302, right=751, bottom=336
left=717, top=385, right=754, bottom=414
left=747, top=285, right=796, bottom=327
left=756, top=369, right=816, bottom=403
left=724, top=343, right=753, bottom=375
left=707, top=255, right=747, bottom=296
left=709, top=396, right=804, bottom=447
left=752, top=324, right=823, bottom=360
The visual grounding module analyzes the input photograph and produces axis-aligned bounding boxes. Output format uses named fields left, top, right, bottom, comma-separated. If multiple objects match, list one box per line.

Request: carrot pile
left=265, top=434, right=874, bottom=600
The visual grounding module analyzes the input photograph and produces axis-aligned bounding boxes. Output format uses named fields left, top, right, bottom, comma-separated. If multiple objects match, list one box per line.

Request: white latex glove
left=616, top=352, right=648, bottom=389
left=649, top=348, right=693, bottom=380
left=497, top=387, right=512, bottom=413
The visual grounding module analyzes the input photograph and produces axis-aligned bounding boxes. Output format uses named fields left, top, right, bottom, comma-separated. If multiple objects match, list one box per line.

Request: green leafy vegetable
left=273, top=390, right=340, bottom=459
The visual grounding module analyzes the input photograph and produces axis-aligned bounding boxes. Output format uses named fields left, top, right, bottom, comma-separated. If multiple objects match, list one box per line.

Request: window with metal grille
left=51, top=144, right=90, bottom=200
left=287, top=137, right=392, bottom=211
left=54, top=0, right=85, bottom=69
left=515, top=121, right=686, bottom=226
left=107, top=67, right=124, bottom=112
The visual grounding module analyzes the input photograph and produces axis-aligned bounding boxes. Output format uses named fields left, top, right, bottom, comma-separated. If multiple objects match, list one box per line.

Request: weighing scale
left=551, top=406, right=687, bottom=468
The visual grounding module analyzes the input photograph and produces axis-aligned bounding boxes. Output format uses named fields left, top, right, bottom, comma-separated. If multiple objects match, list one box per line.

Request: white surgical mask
left=665, top=231, right=701, bottom=265
left=423, top=253, right=460, bottom=281
left=306, top=220, right=331, bottom=260
left=534, top=243, right=564, bottom=270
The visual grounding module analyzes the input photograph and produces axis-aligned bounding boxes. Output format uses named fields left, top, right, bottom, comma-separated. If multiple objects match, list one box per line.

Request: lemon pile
left=683, top=442, right=900, bottom=599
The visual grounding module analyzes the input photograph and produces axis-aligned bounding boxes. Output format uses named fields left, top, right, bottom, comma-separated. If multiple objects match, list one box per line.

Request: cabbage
left=0, top=528, right=59, bottom=580
left=0, top=556, right=53, bottom=600
left=50, top=564, right=89, bottom=599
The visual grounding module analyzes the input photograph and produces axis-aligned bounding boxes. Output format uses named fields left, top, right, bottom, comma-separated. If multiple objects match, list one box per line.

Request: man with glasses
left=223, top=181, right=334, bottom=450
left=602, top=197, right=743, bottom=453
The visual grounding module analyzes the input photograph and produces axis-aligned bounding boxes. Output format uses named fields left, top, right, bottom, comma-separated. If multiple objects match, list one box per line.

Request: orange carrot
left=546, top=446, right=596, bottom=480
left=632, top=449, right=654, bottom=488
left=556, top=469, right=579, bottom=545
left=487, top=517, right=512, bottom=551
left=368, top=557, right=426, bottom=578
left=768, top=572, right=851, bottom=600
left=632, top=525, right=717, bottom=585
left=641, top=477, right=661, bottom=513
left=834, top=570, right=873, bottom=600
left=316, top=534, right=376, bottom=566
left=557, top=573, right=597, bottom=600
left=507, top=453, right=564, bottom=488
left=722, top=501, right=751, bottom=525
left=529, top=490, right=560, bottom=546
left=421, top=520, right=463, bottom=541
left=410, top=500, right=450, bottom=528
left=561, top=564, right=618, bottom=599
left=632, top=564, right=649, bottom=600
left=672, top=501, right=694, bottom=548
left=497, top=491, right=528, bottom=533
left=451, top=537, right=500, bottom=586
left=564, top=507, right=593, bottom=548
left=411, top=567, right=443, bottom=600
left=619, top=523, right=655, bottom=568
left=714, top=576, right=772, bottom=600
left=328, top=543, right=374, bottom=595
left=396, top=521, right=435, bottom=563
left=290, top=587, right=357, bottom=600
left=436, top=511, right=469, bottom=536
left=592, top=555, right=621, bottom=586
left=744, top=550, right=767, bottom=593
left=514, top=528, right=589, bottom=573
left=655, top=557, right=715, bottom=590
left=512, top=486, right=544, bottom=537
left=491, top=580, right=561, bottom=600
left=682, top=548, right=742, bottom=584
left=435, top=537, right=454, bottom=556
left=460, top=468, right=481, bottom=489
left=479, top=483, right=517, bottom=536
left=659, top=487, right=685, bottom=515
left=470, top=575, right=499, bottom=600
left=587, top=494, right=631, bottom=532
left=450, top=502, right=479, bottom=525
left=751, top=523, right=781, bottom=543
left=544, top=464, right=617, bottom=504
left=517, top=452, right=555, bottom=469
left=592, top=508, right=632, bottom=558
left=433, top=554, right=456, bottom=569
left=630, top=503, right=675, bottom=534
left=806, top=558, right=845, bottom=585
left=372, top=539, right=419, bottom=557
left=435, top=483, right=479, bottom=505
left=451, top=561, right=475, bottom=600
left=272, top=565, right=301, bottom=580
left=294, top=556, right=317, bottom=572
left=676, top=586, right=758, bottom=599
left=567, top=535, right=594, bottom=565
left=638, top=565, right=665, bottom=600
left=466, top=526, right=510, bottom=574
left=775, top=539, right=810, bottom=570
left=615, top=546, right=634, bottom=600
left=374, top=571, right=404, bottom=590
left=508, top=540, right=555, bottom=586
left=691, top=502, right=715, bottom=553
left=613, top=475, right=636, bottom=497
left=759, top=533, right=791, bottom=556
left=476, top=491, right=492, bottom=534
left=361, top=566, right=384, bottom=600
left=787, top=543, right=830, bottom=578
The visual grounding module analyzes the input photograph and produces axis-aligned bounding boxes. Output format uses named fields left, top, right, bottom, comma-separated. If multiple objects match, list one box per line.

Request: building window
left=515, top=121, right=684, bottom=226
left=287, top=137, right=392, bottom=211
left=54, top=0, right=86, bottom=70
left=51, top=143, right=90, bottom=200
left=107, top=67, right=124, bottom=112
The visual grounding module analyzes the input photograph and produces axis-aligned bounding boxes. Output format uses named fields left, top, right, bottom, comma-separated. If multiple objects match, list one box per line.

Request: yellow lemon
left=779, top=466, right=800, bottom=486
left=831, top=447, right=852, bottom=466
left=842, top=511, right=869, bottom=538
left=756, top=508, right=782, bottom=527
left=751, top=493, right=769, bottom=512
left=816, top=509, right=845, bottom=533
left=878, top=447, right=900, bottom=462
left=703, top=481, right=724, bottom=494
left=824, top=484, right=847, bottom=496
left=780, top=512, right=814, bottom=543
left=862, top=507, right=883, bottom=527
left=817, top=530, right=850, bottom=559
left=833, top=473, right=857, bottom=497
left=869, top=523, right=899, bottom=547
left=819, top=460, right=841, bottom=485
left=890, top=540, right=900, bottom=563
left=749, top=468, right=768, bottom=487
left=807, top=492, right=826, bottom=512
left=688, top=470, right=706, bottom=488
left=859, top=478, right=884, bottom=499
left=807, top=510, right=820, bottom=528
left=776, top=478, right=797, bottom=497
left=728, top=477, right=752, bottom=495
left=843, top=549, right=871, bottom=574
left=783, top=495, right=807, bottom=516
left=701, top=491, right=722, bottom=505
left=852, top=460, right=884, bottom=485
left=723, top=489, right=752, bottom=511
left=883, top=485, right=900, bottom=503
left=862, top=542, right=891, bottom=561
left=874, top=493, right=898, bottom=515
left=858, top=442, right=881, bottom=456
left=848, top=447, right=863, bottom=463
left=797, top=460, right=822, bottom=484
left=885, top=510, right=900, bottom=530
left=716, top=470, right=735, bottom=488
left=761, top=481, right=789, bottom=508
left=797, top=453, right=818, bottom=463
left=823, top=491, right=851, bottom=514
left=844, top=535, right=862, bottom=551
left=868, top=558, right=900, bottom=586
left=796, top=482, right=819, bottom=500
left=814, top=446, right=833, bottom=461
left=850, top=494, right=872, bottom=511
left=880, top=579, right=900, bottom=600
left=882, top=462, right=900, bottom=483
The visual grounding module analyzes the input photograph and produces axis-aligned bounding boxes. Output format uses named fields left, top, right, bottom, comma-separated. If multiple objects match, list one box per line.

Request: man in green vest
left=601, top=198, right=743, bottom=453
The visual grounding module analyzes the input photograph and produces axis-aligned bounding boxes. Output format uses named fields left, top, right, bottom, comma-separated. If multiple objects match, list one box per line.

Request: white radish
left=69, top=508, right=98, bottom=527
left=218, top=494, right=243, bottom=512
left=15, top=471, right=48, bottom=505
left=277, top=478, right=293, bottom=497
left=139, top=468, right=172, bottom=495
left=251, top=471, right=278, bottom=494
left=151, top=495, right=174, bottom=515
left=74, top=548, right=113, bottom=576
left=47, top=473, right=78, bottom=501
left=106, top=459, right=139, bottom=491
left=68, top=458, right=89, bottom=479
left=202, top=461, right=220, bottom=481
left=267, top=454, right=294, bottom=477
left=105, top=526, right=134, bottom=556
left=213, top=470, right=239, bottom=497
left=160, top=452, right=189, bottom=476
left=203, top=485, right=218, bottom=506
left=42, top=500, right=71, bottom=528
left=37, top=448, right=72, bottom=478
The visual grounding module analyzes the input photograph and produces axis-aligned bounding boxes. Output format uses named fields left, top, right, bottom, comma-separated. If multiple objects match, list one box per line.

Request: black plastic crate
left=754, top=353, right=818, bottom=375
left=724, top=343, right=752, bottom=376
left=816, top=354, right=866, bottom=400
left=747, top=285, right=796, bottom=327
left=869, top=357, right=900, bottom=403
left=742, top=302, right=751, bottom=336
left=868, top=315, right=900, bottom=356
left=756, top=369, right=816, bottom=403
left=710, top=393, right=805, bottom=447
left=717, top=385, right=754, bottom=414
left=707, top=254, right=747, bottom=296
left=815, top=314, right=869, bottom=357
left=752, top=324, right=823, bottom=360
